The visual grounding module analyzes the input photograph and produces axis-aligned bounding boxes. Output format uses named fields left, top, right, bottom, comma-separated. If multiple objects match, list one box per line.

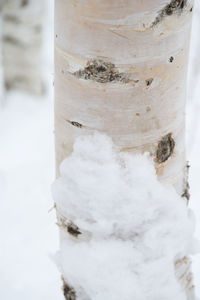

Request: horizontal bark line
left=55, top=44, right=189, bottom=68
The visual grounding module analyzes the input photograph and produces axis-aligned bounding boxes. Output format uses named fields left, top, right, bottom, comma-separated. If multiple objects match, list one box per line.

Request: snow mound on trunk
left=52, top=133, right=196, bottom=300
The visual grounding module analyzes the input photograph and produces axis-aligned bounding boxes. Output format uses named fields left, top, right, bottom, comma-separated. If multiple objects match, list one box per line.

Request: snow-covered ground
left=0, top=92, right=63, bottom=300
left=0, top=1, right=200, bottom=299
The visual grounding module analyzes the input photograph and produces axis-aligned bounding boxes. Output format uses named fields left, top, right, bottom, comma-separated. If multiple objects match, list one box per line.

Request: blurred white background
left=0, top=0, right=63, bottom=299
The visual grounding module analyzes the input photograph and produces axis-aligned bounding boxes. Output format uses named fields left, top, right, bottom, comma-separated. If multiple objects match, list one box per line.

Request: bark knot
left=156, top=133, right=175, bottom=163
left=73, top=59, right=130, bottom=84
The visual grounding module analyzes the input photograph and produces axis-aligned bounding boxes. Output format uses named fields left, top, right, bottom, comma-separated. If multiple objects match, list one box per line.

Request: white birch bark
left=1, top=0, right=45, bottom=95
left=55, top=0, right=194, bottom=298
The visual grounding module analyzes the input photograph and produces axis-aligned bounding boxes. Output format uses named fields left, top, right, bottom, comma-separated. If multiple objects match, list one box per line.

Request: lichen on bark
left=73, top=59, right=130, bottom=84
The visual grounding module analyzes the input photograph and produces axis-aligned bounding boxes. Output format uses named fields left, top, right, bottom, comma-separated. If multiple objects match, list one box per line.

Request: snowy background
left=0, top=1, right=200, bottom=299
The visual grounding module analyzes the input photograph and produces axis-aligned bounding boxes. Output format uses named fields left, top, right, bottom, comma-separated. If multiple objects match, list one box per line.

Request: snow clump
left=52, top=133, right=196, bottom=300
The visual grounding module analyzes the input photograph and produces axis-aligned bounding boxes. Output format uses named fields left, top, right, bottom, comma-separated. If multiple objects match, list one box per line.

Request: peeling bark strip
left=156, top=133, right=175, bottom=163
left=73, top=60, right=130, bottom=84
left=62, top=279, right=76, bottom=300
left=153, top=0, right=187, bottom=26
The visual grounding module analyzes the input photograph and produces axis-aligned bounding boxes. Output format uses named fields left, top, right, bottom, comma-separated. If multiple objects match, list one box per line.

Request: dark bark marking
left=4, top=15, right=20, bottom=24
left=57, top=217, right=82, bottom=237
left=156, top=133, right=175, bottom=163
left=62, top=279, right=76, bottom=300
left=165, top=0, right=187, bottom=15
left=5, top=76, right=32, bottom=90
left=152, top=0, right=187, bottom=26
left=182, top=162, right=190, bottom=204
left=21, top=0, right=28, bottom=7
left=146, top=78, right=154, bottom=86
left=73, top=59, right=130, bottom=84
left=182, top=183, right=190, bottom=203
left=3, top=36, right=25, bottom=48
left=70, top=121, right=83, bottom=128
left=67, top=222, right=82, bottom=237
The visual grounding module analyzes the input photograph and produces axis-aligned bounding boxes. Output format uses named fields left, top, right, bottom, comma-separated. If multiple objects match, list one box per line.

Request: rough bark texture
left=2, top=0, right=45, bottom=95
left=55, top=0, right=194, bottom=298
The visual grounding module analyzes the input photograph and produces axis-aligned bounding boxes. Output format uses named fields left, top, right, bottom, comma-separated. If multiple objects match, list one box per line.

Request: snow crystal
left=52, top=133, right=196, bottom=300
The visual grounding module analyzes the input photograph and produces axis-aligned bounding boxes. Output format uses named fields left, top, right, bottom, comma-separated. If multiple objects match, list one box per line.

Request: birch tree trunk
left=55, top=0, right=194, bottom=298
left=1, top=0, right=45, bottom=95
